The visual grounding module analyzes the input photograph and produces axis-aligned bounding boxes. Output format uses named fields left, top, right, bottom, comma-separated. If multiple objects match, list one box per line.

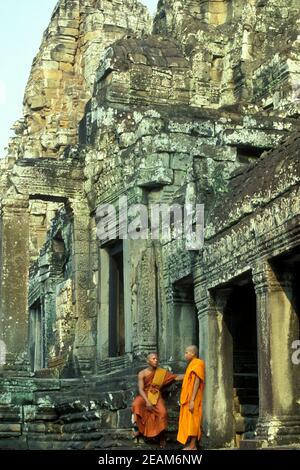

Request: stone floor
left=96, top=436, right=182, bottom=451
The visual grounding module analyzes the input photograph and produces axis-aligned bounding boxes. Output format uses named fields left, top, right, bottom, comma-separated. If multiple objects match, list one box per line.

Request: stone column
left=195, top=273, right=235, bottom=448
left=171, top=287, right=198, bottom=361
left=70, top=199, right=95, bottom=373
left=134, top=241, right=157, bottom=356
left=0, top=196, right=30, bottom=366
left=253, top=261, right=300, bottom=445
left=123, top=239, right=133, bottom=355
left=97, top=247, right=110, bottom=361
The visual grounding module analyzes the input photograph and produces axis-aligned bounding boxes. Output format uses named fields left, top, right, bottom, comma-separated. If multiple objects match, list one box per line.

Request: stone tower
left=0, top=0, right=300, bottom=450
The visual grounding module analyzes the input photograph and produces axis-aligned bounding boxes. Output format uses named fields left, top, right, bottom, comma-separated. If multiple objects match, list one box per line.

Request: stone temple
left=0, top=0, right=300, bottom=449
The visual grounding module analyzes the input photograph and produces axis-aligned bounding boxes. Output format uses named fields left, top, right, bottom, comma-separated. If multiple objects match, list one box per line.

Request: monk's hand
left=189, top=400, right=195, bottom=412
left=146, top=401, right=154, bottom=411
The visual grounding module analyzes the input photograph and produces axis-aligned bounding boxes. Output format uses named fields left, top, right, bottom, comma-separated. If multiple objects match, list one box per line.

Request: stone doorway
left=223, top=278, right=259, bottom=446
left=172, top=275, right=199, bottom=361
left=29, top=300, right=44, bottom=372
left=108, top=241, right=125, bottom=358
left=28, top=200, right=71, bottom=372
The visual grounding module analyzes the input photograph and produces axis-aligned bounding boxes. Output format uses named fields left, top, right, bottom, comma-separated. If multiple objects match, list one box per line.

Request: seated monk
left=177, top=345, right=205, bottom=450
left=132, top=352, right=183, bottom=448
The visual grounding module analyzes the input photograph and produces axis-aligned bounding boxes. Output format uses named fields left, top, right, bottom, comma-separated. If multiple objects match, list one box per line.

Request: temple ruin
left=0, top=0, right=300, bottom=449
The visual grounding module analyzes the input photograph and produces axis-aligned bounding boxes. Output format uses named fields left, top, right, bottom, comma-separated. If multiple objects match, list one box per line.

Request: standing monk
left=177, top=345, right=205, bottom=450
left=132, top=352, right=183, bottom=448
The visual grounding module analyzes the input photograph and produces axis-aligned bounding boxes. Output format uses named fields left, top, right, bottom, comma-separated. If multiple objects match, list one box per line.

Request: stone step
left=240, top=404, right=259, bottom=416
left=239, top=439, right=266, bottom=449
left=234, top=374, right=258, bottom=388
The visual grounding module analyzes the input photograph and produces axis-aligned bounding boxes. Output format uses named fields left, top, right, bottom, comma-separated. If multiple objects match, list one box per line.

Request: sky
left=0, top=0, right=158, bottom=157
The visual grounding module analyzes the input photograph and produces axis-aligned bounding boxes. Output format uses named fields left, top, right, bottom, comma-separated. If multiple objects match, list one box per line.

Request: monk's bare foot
left=183, top=446, right=197, bottom=450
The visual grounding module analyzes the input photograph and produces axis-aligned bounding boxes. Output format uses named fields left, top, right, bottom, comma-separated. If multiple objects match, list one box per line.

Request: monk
left=177, top=345, right=205, bottom=450
left=132, top=352, right=184, bottom=448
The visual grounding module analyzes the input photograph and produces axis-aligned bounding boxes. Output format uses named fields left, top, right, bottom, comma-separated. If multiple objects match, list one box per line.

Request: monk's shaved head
left=186, top=345, right=198, bottom=357
left=147, top=352, right=158, bottom=360
left=146, top=352, right=159, bottom=370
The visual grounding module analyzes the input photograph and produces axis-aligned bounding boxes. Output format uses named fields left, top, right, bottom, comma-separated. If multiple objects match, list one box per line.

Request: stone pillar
left=97, top=239, right=133, bottom=361
left=0, top=196, right=30, bottom=365
left=253, top=262, right=300, bottom=445
left=171, top=287, right=198, bottom=361
left=98, top=247, right=110, bottom=361
left=134, top=242, right=157, bottom=356
left=195, top=274, right=235, bottom=448
left=70, top=199, right=95, bottom=372
left=123, top=239, right=133, bottom=355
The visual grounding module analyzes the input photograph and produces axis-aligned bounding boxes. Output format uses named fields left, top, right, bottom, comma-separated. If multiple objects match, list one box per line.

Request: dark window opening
left=29, top=300, right=44, bottom=372
left=236, top=145, right=269, bottom=165
left=108, top=241, right=125, bottom=357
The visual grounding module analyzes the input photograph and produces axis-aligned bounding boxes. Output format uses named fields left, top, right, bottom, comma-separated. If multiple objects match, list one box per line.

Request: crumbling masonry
left=0, top=0, right=300, bottom=449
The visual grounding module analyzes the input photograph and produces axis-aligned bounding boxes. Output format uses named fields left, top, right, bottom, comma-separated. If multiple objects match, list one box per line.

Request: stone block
left=43, top=70, right=63, bottom=80
left=98, top=391, right=127, bottom=411
left=170, top=153, right=192, bottom=170
left=58, top=27, right=78, bottom=37
left=51, top=52, right=74, bottom=64
left=29, top=97, right=47, bottom=110
left=59, top=62, right=73, bottom=73
left=141, top=152, right=170, bottom=169
left=0, top=423, right=21, bottom=434
left=42, top=61, right=59, bottom=70
left=117, top=408, right=132, bottom=428
left=137, top=168, right=173, bottom=188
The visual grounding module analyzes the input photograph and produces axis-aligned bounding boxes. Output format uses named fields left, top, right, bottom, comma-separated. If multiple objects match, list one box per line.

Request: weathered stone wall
left=1, top=0, right=300, bottom=451
left=154, top=0, right=300, bottom=113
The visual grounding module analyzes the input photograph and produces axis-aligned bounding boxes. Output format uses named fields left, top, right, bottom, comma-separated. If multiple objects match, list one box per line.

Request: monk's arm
left=138, top=372, right=153, bottom=409
left=174, top=374, right=185, bottom=381
left=189, top=376, right=201, bottom=412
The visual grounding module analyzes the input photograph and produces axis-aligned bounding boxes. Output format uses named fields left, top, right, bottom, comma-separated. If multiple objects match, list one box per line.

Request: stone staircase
left=233, top=351, right=259, bottom=447
left=0, top=371, right=181, bottom=450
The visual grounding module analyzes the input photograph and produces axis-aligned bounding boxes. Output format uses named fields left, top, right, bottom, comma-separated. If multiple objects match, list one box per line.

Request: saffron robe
left=132, top=370, right=176, bottom=438
left=177, top=358, right=205, bottom=445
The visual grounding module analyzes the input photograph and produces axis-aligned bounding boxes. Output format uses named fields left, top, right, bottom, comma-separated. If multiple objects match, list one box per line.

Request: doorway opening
left=29, top=300, right=44, bottom=372
left=172, top=275, right=199, bottom=361
left=223, top=277, right=259, bottom=445
left=108, top=241, right=125, bottom=357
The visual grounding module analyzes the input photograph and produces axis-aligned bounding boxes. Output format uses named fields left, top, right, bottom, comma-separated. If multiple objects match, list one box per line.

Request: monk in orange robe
left=177, top=345, right=205, bottom=450
left=132, top=352, right=183, bottom=448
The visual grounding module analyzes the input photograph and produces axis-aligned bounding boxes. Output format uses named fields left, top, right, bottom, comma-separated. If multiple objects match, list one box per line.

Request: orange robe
left=132, top=370, right=176, bottom=438
left=177, top=358, right=205, bottom=445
